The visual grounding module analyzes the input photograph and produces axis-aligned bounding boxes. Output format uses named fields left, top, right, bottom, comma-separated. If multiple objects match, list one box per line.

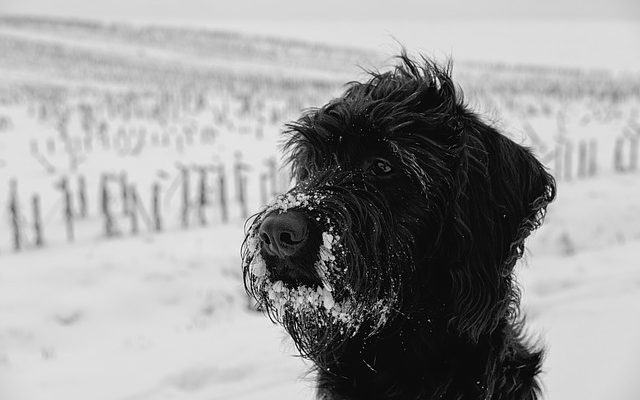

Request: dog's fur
left=243, top=54, right=555, bottom=400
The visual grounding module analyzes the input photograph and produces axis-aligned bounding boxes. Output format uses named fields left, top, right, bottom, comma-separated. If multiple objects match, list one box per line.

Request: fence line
left=4, top=120, right=640, bottom=254
left=2, top=160, right=290, bottom=253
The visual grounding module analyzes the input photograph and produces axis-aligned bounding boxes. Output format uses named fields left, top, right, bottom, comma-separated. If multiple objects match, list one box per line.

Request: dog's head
left=242, top=54, right=555, bottom=365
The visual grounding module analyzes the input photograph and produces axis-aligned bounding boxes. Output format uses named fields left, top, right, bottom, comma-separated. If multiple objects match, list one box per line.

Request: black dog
left=242, top=54, right=555, bottom=400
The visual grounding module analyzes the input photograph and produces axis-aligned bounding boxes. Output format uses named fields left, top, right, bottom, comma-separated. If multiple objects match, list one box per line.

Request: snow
left=2, top=176, right=640, bottom=399
left=0, top=14, right=639, bottom=400
left=0, top=225, right=315, bottom=400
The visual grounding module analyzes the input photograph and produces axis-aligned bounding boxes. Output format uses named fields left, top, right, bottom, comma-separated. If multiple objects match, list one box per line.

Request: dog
left=242, top=54, right=555, bottom=400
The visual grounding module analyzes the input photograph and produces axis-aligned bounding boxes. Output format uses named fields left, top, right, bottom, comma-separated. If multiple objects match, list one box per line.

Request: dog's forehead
left=327, top=130, right=393, bottom=167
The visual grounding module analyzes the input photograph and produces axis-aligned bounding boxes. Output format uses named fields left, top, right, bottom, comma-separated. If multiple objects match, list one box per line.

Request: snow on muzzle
left=242, top=190, right=396, bottom=336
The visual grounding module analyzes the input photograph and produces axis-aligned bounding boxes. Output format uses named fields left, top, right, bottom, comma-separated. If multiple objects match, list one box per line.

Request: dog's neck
left=313, top=318, right=541, bottom=400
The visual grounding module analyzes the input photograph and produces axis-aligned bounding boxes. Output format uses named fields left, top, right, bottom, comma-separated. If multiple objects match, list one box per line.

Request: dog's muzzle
left=243, top=189, right=398, bottom=343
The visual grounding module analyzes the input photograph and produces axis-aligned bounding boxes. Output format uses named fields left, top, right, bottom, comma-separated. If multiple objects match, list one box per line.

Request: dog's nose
left=259, top=211, right=308, bottom=258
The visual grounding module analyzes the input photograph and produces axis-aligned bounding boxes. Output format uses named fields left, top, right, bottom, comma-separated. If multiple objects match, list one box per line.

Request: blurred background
left=0, top=1, right=639, bottom=399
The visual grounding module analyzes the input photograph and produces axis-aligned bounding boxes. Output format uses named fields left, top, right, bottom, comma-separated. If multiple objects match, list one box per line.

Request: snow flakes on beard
left=244, top=190, right=394, bottom=336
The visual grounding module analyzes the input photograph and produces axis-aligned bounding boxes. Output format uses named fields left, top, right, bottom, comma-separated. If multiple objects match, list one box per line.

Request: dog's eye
left=370, top=159, right=393, bottom=176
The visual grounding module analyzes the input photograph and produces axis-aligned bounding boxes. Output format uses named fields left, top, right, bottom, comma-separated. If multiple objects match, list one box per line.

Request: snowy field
left=1, top=16, right=640, bottom=400
left=1, top=176, right=639, bottom=400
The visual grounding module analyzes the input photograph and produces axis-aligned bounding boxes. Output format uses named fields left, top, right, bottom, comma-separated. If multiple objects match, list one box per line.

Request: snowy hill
left=0, top=15, right=381, bottom=87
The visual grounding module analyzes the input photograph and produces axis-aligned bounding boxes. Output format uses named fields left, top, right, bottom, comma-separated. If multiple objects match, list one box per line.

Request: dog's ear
left=446, top=122, right=555, bottom=341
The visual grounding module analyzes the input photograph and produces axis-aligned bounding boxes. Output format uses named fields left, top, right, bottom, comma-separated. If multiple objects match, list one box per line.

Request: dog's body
left=243, top=55, right=555, bottom=400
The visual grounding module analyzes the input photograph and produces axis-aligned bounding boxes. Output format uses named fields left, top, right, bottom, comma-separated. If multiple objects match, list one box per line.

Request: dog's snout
left=259, top=211, right=309, bottom=258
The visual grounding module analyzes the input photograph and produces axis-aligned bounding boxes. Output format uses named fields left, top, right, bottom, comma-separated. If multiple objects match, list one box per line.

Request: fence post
left=588, top=139, right=598, bottom=176
left=198, top=168, right=208, bottom=226
left=120, top=172, right=129, bottom=215
left=101, top=175, right=117, bottom=237
left=57, top=177, right=74, bottom=242
left=181, top=167, right=190, bottom=228
left=234, top=154, right=243, bottom=203
left=32, top=194, right=44, bottom=247
left=630, top=135, right=639, bottom=171
left=613, top=137, right=623, bottom=172
left=129, top=184, right=139, bottom=235
left=152, top=183, right=162, bottom=232
left=218, top=166, right=228, bottom=223
left=100, top=122, right=111, bottom=150
left=239, top=174, right=248, bottom=219
left=78, top=175, right=87, bottom=218
left=9, top=180, right=21, bottom=251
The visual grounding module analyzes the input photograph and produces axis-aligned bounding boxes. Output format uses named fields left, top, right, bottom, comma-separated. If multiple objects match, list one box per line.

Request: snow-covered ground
left=1, top=174, right=640, bottom=400
left=1, top=15, right=639, bottom=400
left=0, top=224, right=314, bottom=400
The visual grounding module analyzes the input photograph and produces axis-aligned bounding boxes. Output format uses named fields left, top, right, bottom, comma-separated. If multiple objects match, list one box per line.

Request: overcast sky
left=1, top=1, right=638, bottom=72
left=1, top=0, right=639, bottom=21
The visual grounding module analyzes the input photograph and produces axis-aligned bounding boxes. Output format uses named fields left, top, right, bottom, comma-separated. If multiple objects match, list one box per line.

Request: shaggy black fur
left=242, top=54, right=555, bottom=400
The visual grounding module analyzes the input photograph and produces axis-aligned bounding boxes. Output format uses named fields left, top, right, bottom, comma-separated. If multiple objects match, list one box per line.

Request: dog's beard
left=242, top=189, right=406, bottom=364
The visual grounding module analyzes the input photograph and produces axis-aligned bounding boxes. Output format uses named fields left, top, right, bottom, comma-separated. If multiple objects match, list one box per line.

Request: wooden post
left=9, top=180, right=21, bottom=251
left=181, top=167, right=190, bottom=228
left=100, top=122, right=111, bottom=150
left=100, top=175, right=116, bottom=237
left=78, top=175, right=87, bottom=218
left=197, top=168, right=208, bottom=226
left=120, top=172, right=129, bottom=215
left=239, top=173, right=248, bottom=219
left=630, top=135, right=639, bottom=171
left=152, top=183, right=162, bottom=232
left=613, top=137, right=623, bottom=172
left=57, top=177, right=74, bottom=242
left=588, top=139, right=598, bottom=176
left=129, top=185, right=139, bottom=235
left=32, top=194, right=43, bottom=247
left=218, top=167, right=228, bottom=223
left=234, top=154, right=243, bottom=202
